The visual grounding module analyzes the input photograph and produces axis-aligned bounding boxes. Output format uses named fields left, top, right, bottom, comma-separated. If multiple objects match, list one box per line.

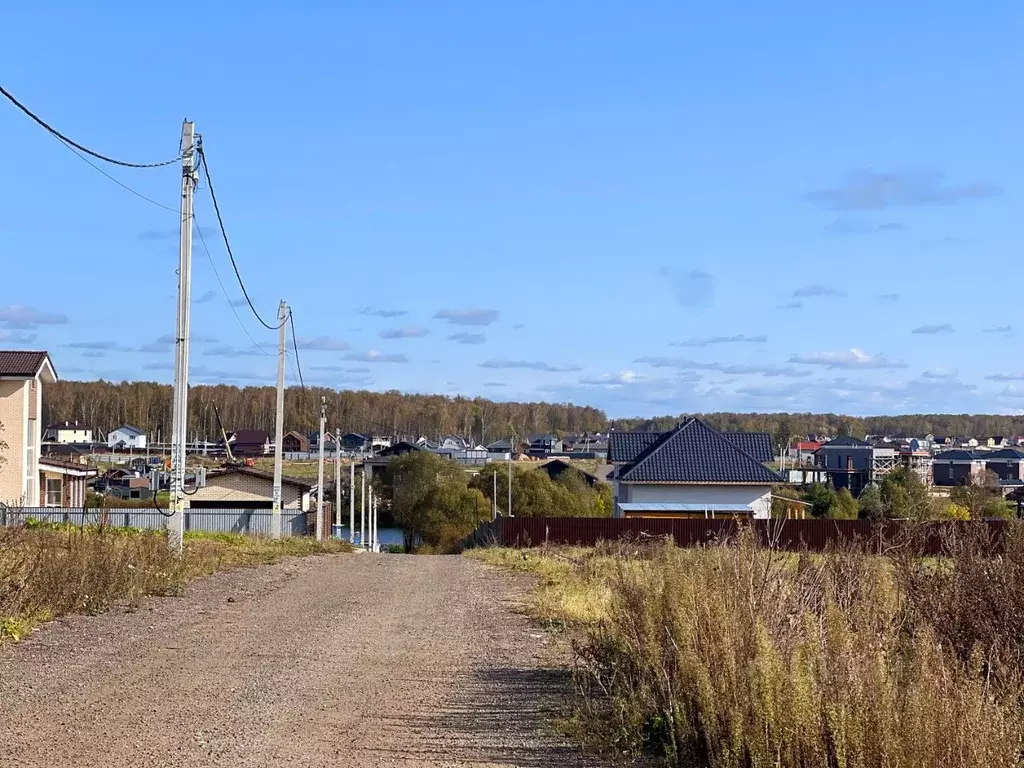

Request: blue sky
left=1, top=2, right=1022, bottom=418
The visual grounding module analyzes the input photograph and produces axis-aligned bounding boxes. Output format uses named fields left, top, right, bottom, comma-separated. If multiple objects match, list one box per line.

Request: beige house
left=43, top=419, right=93, bottom=444
left=188, top=466, right=312, bottom=510
left=38, top=456, right=98, bottom=507
left=0, top=351, right=57, bottom=507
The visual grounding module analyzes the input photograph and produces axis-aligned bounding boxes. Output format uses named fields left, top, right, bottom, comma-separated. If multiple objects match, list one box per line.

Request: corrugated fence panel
left=2, top=507, right=309, bottom=537
left=478, top=517, right=1008, bottom=555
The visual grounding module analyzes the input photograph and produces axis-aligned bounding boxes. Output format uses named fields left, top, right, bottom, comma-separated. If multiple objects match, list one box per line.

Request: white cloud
left=788, top=348, right=907, bottom=370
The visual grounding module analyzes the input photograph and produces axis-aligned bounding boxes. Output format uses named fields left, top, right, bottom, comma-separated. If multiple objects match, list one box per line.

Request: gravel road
left=0, top=553, right=605, bottom=767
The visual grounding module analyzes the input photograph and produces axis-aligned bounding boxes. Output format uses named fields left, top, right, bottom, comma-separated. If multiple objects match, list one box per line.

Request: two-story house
left=984, top=447, right=1024, bottom=484
left=43, top=419, right=93, bottom=444
left=815, top=436, right=873, bottom=495
left=932, top=449, right=987, bottom=487
left=0, top=351, right=56, bottom=506
left=527, top=433, right=563, bottom=457
left=108, top=425, right=147, bottom=450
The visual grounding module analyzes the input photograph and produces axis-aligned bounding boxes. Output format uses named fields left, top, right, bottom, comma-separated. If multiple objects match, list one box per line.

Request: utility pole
left=349, top=460, right=355, bottom=543
left=372, top=492, right=378, bottom=553
left=271, top=300, right=287, bottom=539
left=167, top=120, right=197, bottom=553
left=360, top=468, right=366, bottom=549
left=315, top=396, right=327, bottom=541
left=492, top=469, right=497, bottom=521
left=507, top=435, right=513, bottom=517
left=335, top=425, right=342, bottom=536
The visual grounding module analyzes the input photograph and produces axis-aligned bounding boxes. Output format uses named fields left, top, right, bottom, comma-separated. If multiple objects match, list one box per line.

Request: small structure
left=608, top=418, right=782, bottom=519
left=38, top=457, right=98, bottom=507
left=281, top=430, right=310, bottom=453
left=188, top=466, right=312, bottom=509
left=43, top=419, right=92, bottom=444
left=439, top=435, right=468, bottom=451
left=540, top=459, right=600, bottom=487
left=790, top=440, right=822, bottom=465
left=108, top=425, right=147, bottom=450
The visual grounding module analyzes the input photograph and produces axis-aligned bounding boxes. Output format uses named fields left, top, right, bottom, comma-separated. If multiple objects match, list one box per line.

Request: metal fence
left=2, top=507, right=309, bottom=536
left=471, top=517, right=1011, bottom=555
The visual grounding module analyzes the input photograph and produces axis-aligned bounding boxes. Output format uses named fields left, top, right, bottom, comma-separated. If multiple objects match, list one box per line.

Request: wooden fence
left=471, top=516, right=1011, bottom=555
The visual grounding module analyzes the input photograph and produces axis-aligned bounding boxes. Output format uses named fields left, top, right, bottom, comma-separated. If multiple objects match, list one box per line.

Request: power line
left=288, top=309, right=308, bottom=399
left=193, top=214, right=271, bottom=356
left=196, top=146, right=285, bottom=331
left=0, top=83, right=183, bottom=168
left=52, top=134, right=180, bottom=212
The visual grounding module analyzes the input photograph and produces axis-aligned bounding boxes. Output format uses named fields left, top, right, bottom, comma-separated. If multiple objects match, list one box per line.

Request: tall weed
left=571, top=529, right=1024, bottom=767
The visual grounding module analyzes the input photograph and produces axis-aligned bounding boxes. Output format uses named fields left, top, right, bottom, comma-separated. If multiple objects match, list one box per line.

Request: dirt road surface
left=0, top=554, right=605, bottom=767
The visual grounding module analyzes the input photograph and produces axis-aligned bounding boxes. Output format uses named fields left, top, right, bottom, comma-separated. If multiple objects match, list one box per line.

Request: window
left=847, top=456, right=854, bottom=470
left=45, top=477, right=63, bottom=507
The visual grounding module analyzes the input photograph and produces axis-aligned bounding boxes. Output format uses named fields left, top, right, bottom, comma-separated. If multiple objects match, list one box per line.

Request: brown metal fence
left=471, top=517, right=1010, bottom=556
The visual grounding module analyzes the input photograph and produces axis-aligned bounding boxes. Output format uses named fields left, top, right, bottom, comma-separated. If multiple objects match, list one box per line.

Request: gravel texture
left=0, top=553, right=606, bottom=767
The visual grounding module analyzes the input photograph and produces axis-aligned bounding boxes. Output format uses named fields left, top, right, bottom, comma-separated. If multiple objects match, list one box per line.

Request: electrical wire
left=0, top=83, right=183, bottom=168
left=287, top=310, right=308, bottom=397
left=196, top=147, right=285, bottom=331
left=52, top=134, right=180, bottom=212
left=193, top=215, right=271, bottom=356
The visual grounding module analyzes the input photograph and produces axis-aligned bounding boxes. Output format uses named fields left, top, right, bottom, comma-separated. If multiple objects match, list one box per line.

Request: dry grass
left=0, top=526, right=351, bottom=644
left=474, top=530, right=1024, bottom=767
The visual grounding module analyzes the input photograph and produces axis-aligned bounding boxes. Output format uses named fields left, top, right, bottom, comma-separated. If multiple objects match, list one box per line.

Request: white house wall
left=618, top=483, right=772, bottom=519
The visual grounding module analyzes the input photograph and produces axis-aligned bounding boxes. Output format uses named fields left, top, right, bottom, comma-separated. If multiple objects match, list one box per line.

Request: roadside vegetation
left=379, top=452, right=613, bottom=552
left=792, top=466, right=1013, bottom=520
left=471, top=525, right=1024, bottom=767
left=0, top=523, right=351, bottom=644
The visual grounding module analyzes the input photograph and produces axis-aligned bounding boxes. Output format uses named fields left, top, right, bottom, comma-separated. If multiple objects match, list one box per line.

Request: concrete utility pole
left=167, top=120, right=197, bottom=553
left=334, top=426, right=342, bottom=535
left=492, top=469, right=497, bottom=521
left=315, top=396, right=327, bottom=541
left=368, top=483, right=375, bottom=552
left=271, top=300, right=287, bottom=539
left=360, top=468, right=366, bottom=549
left=349, top=460, right=355, bottom=543
left=372, top=492, right=378, bottom=553
left=507, top=437, right=513, bottom=517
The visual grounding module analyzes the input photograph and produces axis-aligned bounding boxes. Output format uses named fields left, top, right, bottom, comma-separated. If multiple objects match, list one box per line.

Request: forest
left=39, top=380, right=1024, bottom=444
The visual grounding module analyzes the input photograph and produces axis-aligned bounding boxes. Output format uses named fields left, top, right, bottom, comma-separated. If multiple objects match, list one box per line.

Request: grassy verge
left=470, top=529, right=1024, bottom=767
left=0, top=526, right=351, bottom=644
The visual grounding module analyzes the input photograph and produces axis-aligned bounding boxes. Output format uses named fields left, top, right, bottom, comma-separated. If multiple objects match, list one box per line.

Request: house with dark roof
left=527, top=434, right=563, bottom=457
left=540, top=459, right=601, bottom=488
left=0, top=351, right=58, bottom=506
left=224, top=430, right=271, bottom=457
left=341, top=433, right=370, bottom=452
left=608, top=419, right=782, bottom=519
left=43, top=419, right=93, bottom=445
left=815, top=436, right=873, bottom=495
left=933, top=450, right=987, bottom=487
left=984, top=447, right=1024, bottom=484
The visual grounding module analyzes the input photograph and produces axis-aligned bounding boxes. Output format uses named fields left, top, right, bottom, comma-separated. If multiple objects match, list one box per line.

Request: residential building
left=984, top=448, right=1024, bottom=484
left=0, top=351, right=57, bottom=507
left=43, top=419, right=92, bottom=444
left=224, top=430, right=271, bottom=457
left=188, top=466, right=312, bottom=509
left=815, top=436, right=873, bottom=495
left=108, top=425, right=147, bottom=450
left=527, top=433, right=563, bottom=457
left=281, top=430, right=310, bottom=453
left=439, top=435, right=468, bottom=451
left=932, top=450, right=987, bottom=487
left=608, top=418, right=782, bottom=519
left=486, top=438, right=513, bottom=453
left=370, top=435, right=393, bottom=451
left=341, top=433, right=371, bottom=452
left=987, top=436, right=1009, bottom=449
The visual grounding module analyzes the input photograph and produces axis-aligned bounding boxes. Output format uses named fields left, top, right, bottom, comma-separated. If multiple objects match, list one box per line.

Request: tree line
left=41, top=380, right=607, bottom=444
left=41, top=380, right=1024, bottom=446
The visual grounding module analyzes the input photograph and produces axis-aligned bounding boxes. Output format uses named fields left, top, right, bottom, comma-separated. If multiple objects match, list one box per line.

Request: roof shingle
left=721, top=431, right=774, bottom=463
left=0, top=350, right=52, bottom=378
left=618, top=418, right=782, bottom=484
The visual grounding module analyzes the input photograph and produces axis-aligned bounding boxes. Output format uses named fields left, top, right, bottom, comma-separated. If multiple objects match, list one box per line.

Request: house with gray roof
left=608, top=419, right=781, bottom=519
